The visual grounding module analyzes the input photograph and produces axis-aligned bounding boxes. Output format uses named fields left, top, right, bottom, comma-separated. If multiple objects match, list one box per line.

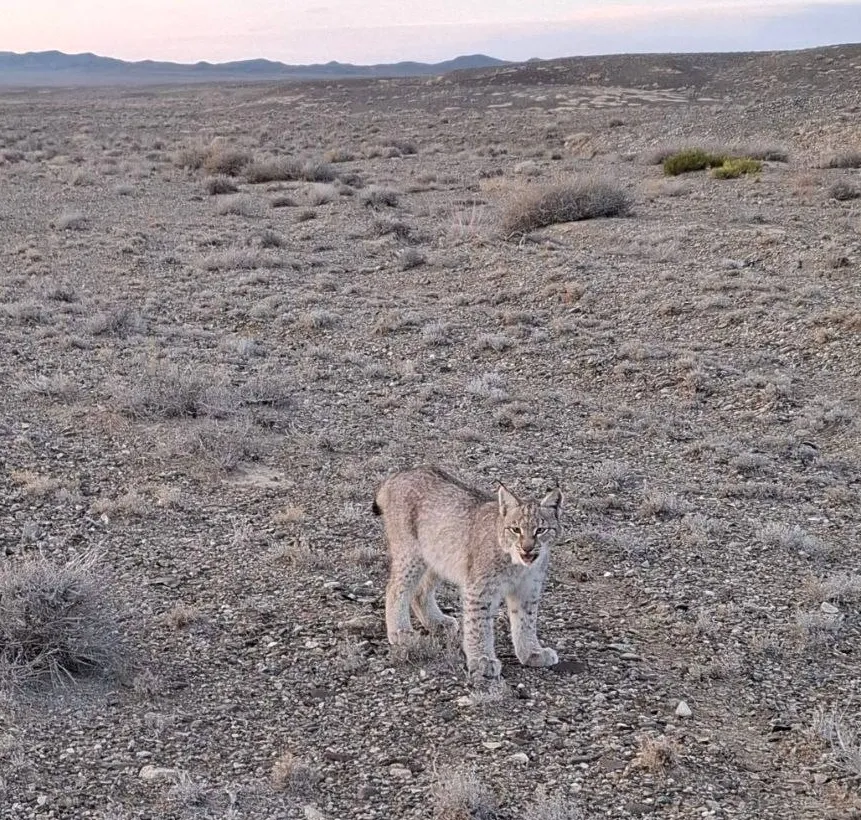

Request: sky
left=3, top=0, right=861, bottom=65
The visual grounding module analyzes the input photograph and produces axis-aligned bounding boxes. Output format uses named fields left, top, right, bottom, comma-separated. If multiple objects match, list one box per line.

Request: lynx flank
left=373, top=467, right=563, bottom=679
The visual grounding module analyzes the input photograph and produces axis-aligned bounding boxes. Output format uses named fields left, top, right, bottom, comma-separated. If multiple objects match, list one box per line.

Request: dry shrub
left=202, top=146, right=251, bottom=176
left=270, top=751, right=316, bottom=793
left=823, top=151, right=861, bottom=169
left=0, top=552, right=125, bottom=689
left=245, top=157, right=302, bottom=183
left=361, top=186, right=400, bottom=209
left=113, top=365, right=239, bottom=420
left=205, top=176, right=238, bottom=195
left=829, top=181, right=861, bottom=201
left=175, top=141, right=251, bottom=176
left=498, top=179, right=630, bottom=239
left=632, top=735, right=678, bottom=773
left=431, top=763, right=497, bottom=820
left=214, top=194, right=259, bottom=217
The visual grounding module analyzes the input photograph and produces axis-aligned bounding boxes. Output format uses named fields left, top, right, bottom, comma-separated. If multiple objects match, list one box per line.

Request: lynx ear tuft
left=540, top=488, right=563, bottom=516
left=498, top=484, right=519, bottom=515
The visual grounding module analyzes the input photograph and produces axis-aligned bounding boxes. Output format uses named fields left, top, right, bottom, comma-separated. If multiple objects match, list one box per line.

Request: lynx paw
left=434, top=615, right=459, bottom=635
left=387, top=629, right=415, bottom=646
left=523, top=647, right=559, bottom=668
left=468, top=655, right=502, bottom=679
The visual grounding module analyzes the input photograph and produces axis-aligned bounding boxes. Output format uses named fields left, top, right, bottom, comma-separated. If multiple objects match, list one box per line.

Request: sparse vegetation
left=4, top=49, right=861, bottom=819
left=829, top=180, right=861, bottom=201
left=823, top=151, right=861, bottom=169
left=711, top=157, right=762, bottom=178
left=662, top=148, right=727, bottom=175
left=205, top=175, right=239, bottom=195
left=0, top=552, right=125, bottom=689
left=498, top=178, right=631, bottom=238
left=432, top=763, right=497, bottom=820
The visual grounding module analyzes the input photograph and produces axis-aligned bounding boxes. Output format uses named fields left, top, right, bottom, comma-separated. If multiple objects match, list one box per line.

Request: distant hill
left=0, top=50, right=509, bottom=87
left=446, top=43, right=861, bottom=97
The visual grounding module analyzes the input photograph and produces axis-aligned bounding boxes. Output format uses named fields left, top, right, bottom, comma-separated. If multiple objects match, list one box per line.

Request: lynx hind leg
left=412, top=570, right=459, bottom=635
left=385, top=550, right=426, bottom=646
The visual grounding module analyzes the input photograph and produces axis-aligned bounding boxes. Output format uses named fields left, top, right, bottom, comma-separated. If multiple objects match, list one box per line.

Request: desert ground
left=1, top=45, right=861, bottom=819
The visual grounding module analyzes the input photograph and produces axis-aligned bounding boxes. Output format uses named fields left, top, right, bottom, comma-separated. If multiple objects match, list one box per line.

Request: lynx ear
left=540, top=488, right=563, bottom=517
left=498, top=484, right=519, bottom=516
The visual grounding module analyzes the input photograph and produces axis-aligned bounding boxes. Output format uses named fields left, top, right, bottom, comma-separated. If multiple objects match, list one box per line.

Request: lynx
left=373, top=467, right=563, bottom=679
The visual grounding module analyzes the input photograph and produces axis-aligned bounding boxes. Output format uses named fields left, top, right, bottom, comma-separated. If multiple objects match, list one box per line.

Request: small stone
left=482, top=741, right=503, bottom=750
left=813, top=772, right=829, bottom=785
left=389, top=765, right=412, bottom=779
left=820, top=602, right=839, bottom=615
left=303, top=806, right=326, bottom=820
left=510, top=752, right=529, bottom=765
left=139, top=764, right=179, bottom=782
left=675, top=700, right=692, bottom=718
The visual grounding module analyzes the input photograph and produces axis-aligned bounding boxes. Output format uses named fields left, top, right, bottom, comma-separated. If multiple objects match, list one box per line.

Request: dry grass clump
left=270, top=751, right=317, bottom=793
left=823, top=151, right=861, bottom=169
left=323, top=147, right=355, bottom=163
left=361, top=186, right=401, bottom=208
left=498, top=179, right=631, bottom=238
left=113, top=365, right=239, bottom=420
left=213, top=194, right=259, bottom=217
left=632, top=735, right=678, bottom=773
left=54, top=211, right=88, bottom=231
left=201, top=248, right=280, bottom=271
left=431, top=762, right=498, bottom=820
left=811, top=708, right=861, bottom=778
left=736, top=144, right=789, bottom=162
left=204, top=176, right=238, bottom=195
left=397, top=248, right=427, bottom=271
left=0, top=552, right=125, bottom=689
left=170, top=418, right=262, bottom=474
left=202, top=146, right=251, bottom=177
left=306, top=183, right=338, bottom=206
left=85, top=305, right=145, bottom=337
left=523, top=793, right=583, bottom=820
left=829, top=181, right=861, bottom=201
left=175, top=141, right=251, bottom=176
left=245, top=157, right=302, bottom=183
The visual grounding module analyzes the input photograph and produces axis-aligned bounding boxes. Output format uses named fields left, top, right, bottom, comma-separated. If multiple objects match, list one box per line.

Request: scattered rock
left=139, top=765, right=179, bottom=782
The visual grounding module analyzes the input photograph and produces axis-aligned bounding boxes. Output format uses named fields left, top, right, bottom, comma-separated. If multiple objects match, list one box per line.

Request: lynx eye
left=507, top=526, right=522, bottom=535
left=535, top=526, right=548, bottom=536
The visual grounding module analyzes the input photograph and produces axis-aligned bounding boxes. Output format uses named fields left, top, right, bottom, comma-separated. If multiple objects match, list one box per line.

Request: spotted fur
left=374, top=467, right=562, bottom=678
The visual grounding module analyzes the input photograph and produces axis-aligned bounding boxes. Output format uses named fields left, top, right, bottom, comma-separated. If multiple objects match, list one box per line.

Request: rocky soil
left=1, top=45, right=861, bottom=819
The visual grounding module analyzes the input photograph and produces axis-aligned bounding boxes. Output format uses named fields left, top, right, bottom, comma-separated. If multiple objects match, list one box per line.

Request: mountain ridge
left=0, top=50, right=509, bottom=86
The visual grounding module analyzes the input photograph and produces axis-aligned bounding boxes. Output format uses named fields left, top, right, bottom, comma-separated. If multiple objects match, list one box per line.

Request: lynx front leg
left=507, top=584, right=558, bottom=668
left=462, top=586, right=502, bottom=678
left=385, top=556, right=426, bottom=645
left=412, top=570, right=459, bottom=635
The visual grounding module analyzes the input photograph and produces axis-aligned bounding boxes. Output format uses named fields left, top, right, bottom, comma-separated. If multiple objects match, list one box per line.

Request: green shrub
left=711, top=157, right=762, bottom=179
left=663, top=149, right=726, bottom=176
left=499, top=179, right=631, bottom=238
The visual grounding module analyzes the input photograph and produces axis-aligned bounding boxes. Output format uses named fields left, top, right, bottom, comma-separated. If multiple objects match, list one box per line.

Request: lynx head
left=497, top=484, right=563, bottom=567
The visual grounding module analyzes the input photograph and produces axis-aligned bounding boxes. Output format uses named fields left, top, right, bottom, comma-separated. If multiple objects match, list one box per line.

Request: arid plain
left=2, top=45, right=861, bottom=819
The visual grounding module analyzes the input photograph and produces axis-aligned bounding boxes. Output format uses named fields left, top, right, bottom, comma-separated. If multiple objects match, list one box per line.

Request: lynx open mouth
left=519, top=551, right=536, bottom=564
